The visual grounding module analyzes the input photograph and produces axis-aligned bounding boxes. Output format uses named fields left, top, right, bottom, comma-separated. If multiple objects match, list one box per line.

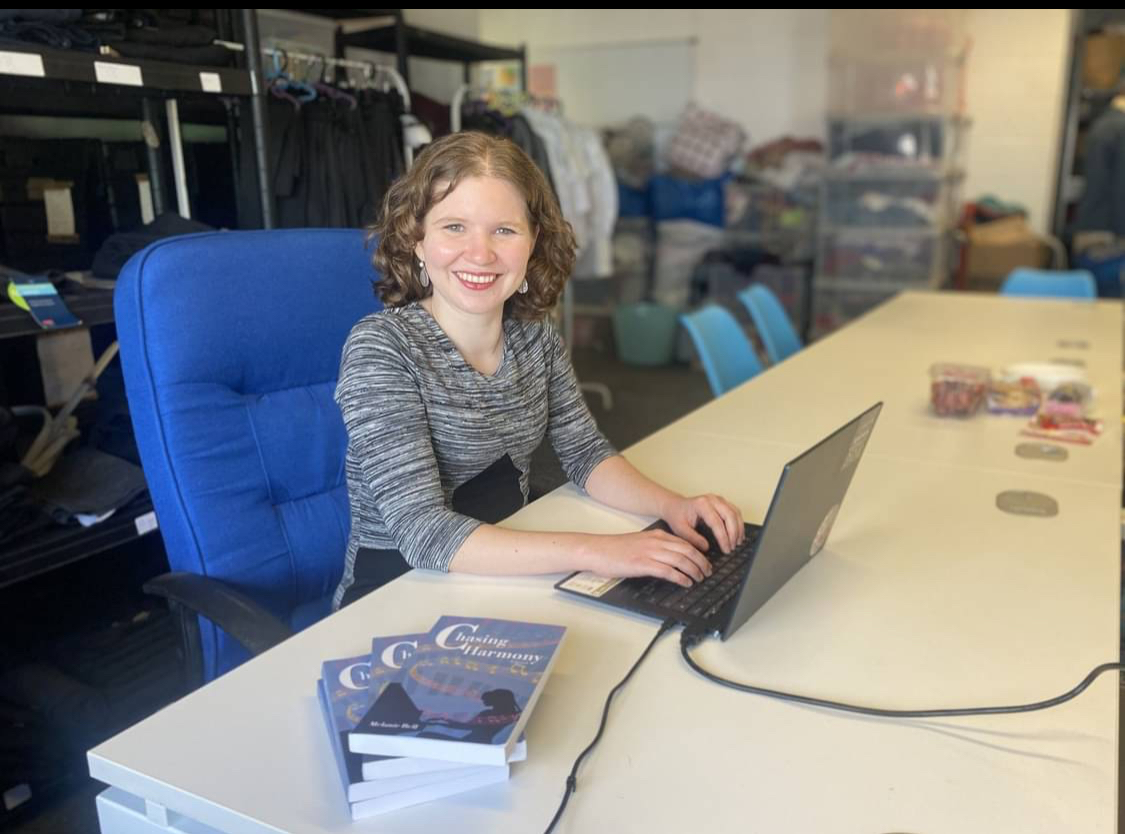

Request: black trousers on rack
left=236, top=91, right=405, bottom=231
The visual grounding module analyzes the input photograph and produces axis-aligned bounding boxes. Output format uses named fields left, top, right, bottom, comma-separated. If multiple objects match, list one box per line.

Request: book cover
left=321, top=642, right=471, bottom=783
left=319, top=653, right=398, bottom=793
left=349, top=616, right=566, bottom=766
left=317, top=680, right=505, bottom=805
left=320, top=644, right=470, bottom=787
left=363, top=632, right=527, bottom=779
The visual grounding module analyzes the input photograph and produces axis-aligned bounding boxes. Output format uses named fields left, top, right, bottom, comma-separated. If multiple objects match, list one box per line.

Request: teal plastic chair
left=1000, top=268, right=1097, bottom=300
left=737, top=284, right=802, bottom=364
left=680, top=305, right=763, bottom=397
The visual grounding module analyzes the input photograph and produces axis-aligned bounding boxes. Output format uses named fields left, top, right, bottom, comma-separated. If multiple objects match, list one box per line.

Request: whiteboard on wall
left=535, top=38, right=695, bottom=128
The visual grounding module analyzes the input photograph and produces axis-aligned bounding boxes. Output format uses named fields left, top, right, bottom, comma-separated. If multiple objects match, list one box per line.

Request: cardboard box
left=1083, top=32, right=1125, bottom=90
left=965, top=216, right=1050, bottom=291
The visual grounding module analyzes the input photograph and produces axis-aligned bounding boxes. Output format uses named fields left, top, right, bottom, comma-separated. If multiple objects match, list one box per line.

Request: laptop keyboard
left=626, top=527, right=759, bottom=622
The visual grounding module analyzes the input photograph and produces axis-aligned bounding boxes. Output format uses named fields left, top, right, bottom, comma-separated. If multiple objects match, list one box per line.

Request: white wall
left=255, top=9, right=1070, bottom=231
left=479, top=9, right=827, bottom=142
left=693, top=10, right=828, bottom=144
left=961, top=9, right=1072, bottom=234
left=479, top=9, right=1070, bottom=234
left=401, top=10, right=482, bottom=102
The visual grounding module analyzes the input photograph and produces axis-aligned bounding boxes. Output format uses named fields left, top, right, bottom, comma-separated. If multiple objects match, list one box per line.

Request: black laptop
left=555, top=403, right=882, bottom=640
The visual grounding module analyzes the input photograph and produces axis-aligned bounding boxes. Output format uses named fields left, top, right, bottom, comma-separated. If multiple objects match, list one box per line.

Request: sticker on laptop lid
left=842, top=414, right=877, bottom=471
left=558, top=572, right=624, bottom=597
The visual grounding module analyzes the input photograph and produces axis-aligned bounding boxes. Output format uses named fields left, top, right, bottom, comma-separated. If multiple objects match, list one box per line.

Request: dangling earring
left=518, top=279, right=529, bottom=294
left=418, top=259, right=430, bottom=288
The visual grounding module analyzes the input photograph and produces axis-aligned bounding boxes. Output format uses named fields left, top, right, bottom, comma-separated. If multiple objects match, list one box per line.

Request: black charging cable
left=544, top=620, right=1120, bottom=833
left=680, top=628, right=1123, bottom=718
left=542, top=618, right=676, bottom=834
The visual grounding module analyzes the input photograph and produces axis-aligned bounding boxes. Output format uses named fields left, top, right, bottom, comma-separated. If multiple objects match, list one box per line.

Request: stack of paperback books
left=318, top=615, right=566, bottom=819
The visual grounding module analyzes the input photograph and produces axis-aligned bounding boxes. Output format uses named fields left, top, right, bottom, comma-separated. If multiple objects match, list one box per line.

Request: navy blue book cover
left=352, top=617, right=566, bottom=759
left=321, top=653, right=378, bottom=787
left=321, top=632, right=423, bottom=783
left=362, top=632, right=424, bottom=767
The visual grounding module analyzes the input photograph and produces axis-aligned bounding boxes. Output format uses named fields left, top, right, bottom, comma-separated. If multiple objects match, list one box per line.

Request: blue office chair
left=737, top=284, right=803, bottom=365
left=1000, top=268, right=1097, bottom=299
left=115, top=229, right=382, bottom=685
left=680, top=305, right=764, bottom=397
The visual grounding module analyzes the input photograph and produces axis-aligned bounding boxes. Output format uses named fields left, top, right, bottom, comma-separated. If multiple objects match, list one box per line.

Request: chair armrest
left=144, top=572, right=295, bottom=689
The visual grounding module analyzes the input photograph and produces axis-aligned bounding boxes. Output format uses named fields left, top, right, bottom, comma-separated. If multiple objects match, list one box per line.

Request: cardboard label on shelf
left=135, top=511, right=159, bottom=536
left=94, top=60, right=143, bottom=87
left=3, top=783, right=32, bottom=812
left=136, top=174, right=155, bottom=225
left=0, top=50, right=45, bottom=78
left=43, top=185, right=78, bottom=243
left=199, top=71, right=222, bottom=93
left=37, top=328, right=94, bottom=408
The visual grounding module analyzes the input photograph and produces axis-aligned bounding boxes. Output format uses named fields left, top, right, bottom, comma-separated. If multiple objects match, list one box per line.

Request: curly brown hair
left=369, top=132, right=577, bottom=320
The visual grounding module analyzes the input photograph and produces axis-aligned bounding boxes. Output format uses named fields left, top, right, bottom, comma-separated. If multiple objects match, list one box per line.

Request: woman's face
left=414, top=175, right=536, bottom=321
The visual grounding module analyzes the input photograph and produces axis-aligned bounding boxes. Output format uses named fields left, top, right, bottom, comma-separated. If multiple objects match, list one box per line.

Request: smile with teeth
left=454, top=271, right=500, bottom=285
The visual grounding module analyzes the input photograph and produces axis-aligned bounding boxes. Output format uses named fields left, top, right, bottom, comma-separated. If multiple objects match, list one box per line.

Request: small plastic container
left=930, top=363, right=989, bottom=417
left=1042, top=381, right=1093, bottom=419
left=986, top=378, right=1040, bottom=416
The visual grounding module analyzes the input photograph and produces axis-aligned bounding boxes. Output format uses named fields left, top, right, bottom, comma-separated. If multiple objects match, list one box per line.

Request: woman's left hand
left=662, top=493, right=745, bottom=555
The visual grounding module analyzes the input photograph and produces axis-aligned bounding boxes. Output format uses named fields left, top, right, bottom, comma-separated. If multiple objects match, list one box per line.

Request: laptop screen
left=720, top=402, right=881, bottom=639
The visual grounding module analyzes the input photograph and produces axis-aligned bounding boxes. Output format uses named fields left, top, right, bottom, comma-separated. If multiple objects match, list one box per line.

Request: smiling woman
left=332, top=132, right=745, bottom=609
left=370, top=131, right=574, bottom=324
left=413, top=175, right=538, bottom=367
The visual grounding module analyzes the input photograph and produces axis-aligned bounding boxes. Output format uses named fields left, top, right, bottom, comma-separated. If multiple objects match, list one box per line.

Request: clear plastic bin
left=828, top=116, right=968, bottom=173
left=930, top=363, right=990, bottom=417
left=811, top=285, right=898, bottom=337
left=830, top=10, right=967, bottom=59
left=828, top=54, right=967, bottom=116
left=817, top=228, right=950, bottom=288
left=822, top=174, right=961, bottom=229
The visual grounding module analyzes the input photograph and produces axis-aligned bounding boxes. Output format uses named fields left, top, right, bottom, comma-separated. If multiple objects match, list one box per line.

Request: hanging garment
left=1075, top=105, right=1125, bottom=237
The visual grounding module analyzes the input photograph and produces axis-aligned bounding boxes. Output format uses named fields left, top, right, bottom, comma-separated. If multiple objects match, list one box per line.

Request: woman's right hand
left=582, top=530, right=712, bottom=588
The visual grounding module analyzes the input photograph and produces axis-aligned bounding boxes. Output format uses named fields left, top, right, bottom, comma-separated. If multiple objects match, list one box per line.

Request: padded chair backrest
left=1000, top=268, right=1097, bottom=300
left=115, top=229, right=382, bottom=680
left=738, top=284, right=802, bottom=364
left=680, top=305, right=763, bottom=397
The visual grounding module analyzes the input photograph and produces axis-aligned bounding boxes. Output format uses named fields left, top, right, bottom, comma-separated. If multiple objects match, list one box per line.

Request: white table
left=674, top=291, right=1123, bottom=487
left=89, top=292, right=1123, bottom=833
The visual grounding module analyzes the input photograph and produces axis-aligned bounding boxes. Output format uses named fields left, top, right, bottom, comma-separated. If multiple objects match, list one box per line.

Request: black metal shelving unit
left=293, top=9, right=527, bottom=89
left=0, top=11, right=271, bottom=585
left=0, top=498, right=156, bottom=590
left=0, top=42, right=255, bottom=98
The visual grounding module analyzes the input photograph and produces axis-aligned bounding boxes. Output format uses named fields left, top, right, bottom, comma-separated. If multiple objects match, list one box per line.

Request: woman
left=333, top=132, right=744, bottom=609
